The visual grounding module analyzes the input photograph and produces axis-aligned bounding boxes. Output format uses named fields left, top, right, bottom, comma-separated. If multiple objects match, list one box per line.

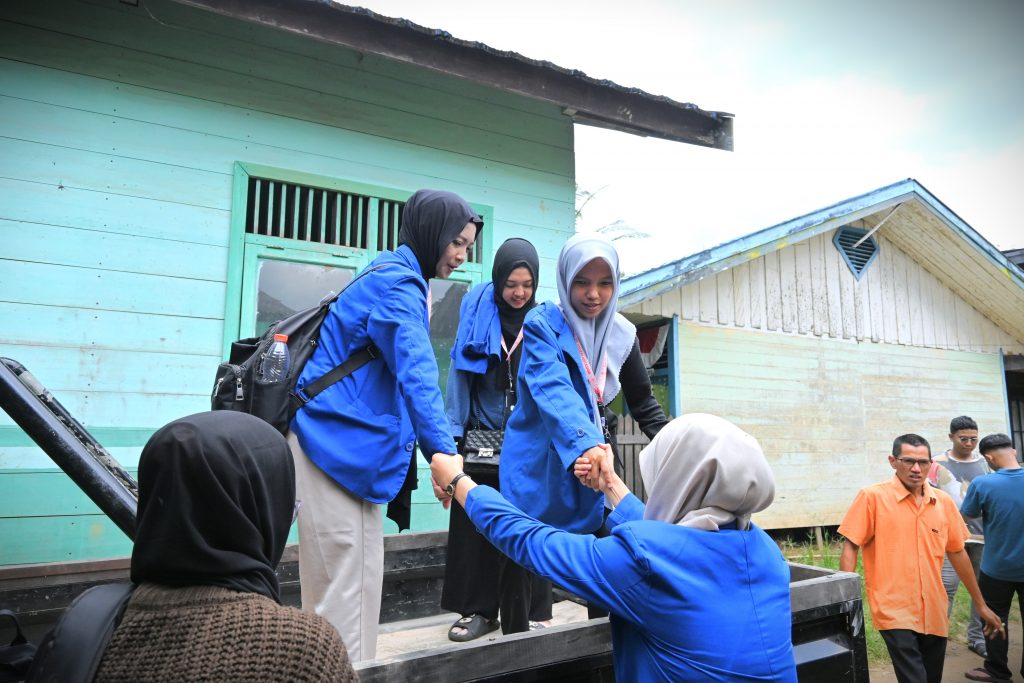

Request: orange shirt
left=838, top=476, right=969, bottom=636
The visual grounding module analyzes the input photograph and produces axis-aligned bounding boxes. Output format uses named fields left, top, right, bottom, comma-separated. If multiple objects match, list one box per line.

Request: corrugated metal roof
left=619, top=179, right=1024, bottom=342
left=169, top=0, right=733, bottom=150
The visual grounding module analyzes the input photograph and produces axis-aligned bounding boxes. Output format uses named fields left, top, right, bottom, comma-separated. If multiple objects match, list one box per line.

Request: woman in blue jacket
left=431, top=413, right=798, bottom=682
left=289, top=189, right=481, bottom=661
left=441, top=238, right=553, bottom=641
left=496, top=233, right=667, bottom=631
left=500, top=233, right=666, bottom=534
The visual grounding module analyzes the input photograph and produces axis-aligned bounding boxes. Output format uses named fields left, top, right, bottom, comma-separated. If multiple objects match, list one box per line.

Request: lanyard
left=574, top=337, right=612, bottom=443
left=500, top=328, right=524, bottom=363
left=573, top=337, right=607, bottom=405
left=500, top=328, right=524, bottom=405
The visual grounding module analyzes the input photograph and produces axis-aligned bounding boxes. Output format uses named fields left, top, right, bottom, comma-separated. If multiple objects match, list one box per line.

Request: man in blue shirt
left=962, top=433, right=1023, bottom=682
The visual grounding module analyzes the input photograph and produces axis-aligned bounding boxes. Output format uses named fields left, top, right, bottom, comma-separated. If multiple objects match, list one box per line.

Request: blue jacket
left=291, top=245, right=456, bottom=503
left=467, top=485, right=797, bottom=682
left=445, top=282, right=507, bottom=437
left=500, top=302, right=605, bottom=533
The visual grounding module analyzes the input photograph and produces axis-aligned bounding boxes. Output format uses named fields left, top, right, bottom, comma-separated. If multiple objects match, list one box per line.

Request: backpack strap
left=293, top=344, right=380, bottom=407
left=27, top=582, right=135, bottom=683
left=292, top=263, right=392, bottom=407
left=1, top=608, right=36, bottom=680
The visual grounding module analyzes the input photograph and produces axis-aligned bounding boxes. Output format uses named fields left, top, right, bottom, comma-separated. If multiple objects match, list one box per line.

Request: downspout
left=668, top=314, right=682, bottom=417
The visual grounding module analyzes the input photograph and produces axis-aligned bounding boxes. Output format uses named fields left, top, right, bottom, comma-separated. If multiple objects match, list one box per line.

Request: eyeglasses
left=896, top=457, right=932, bottom=468
left=958, top=437, right=978, bottom=444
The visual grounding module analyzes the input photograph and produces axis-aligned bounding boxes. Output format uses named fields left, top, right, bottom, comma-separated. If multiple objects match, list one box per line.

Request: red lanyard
left=573, top=337, right=607, bottom=404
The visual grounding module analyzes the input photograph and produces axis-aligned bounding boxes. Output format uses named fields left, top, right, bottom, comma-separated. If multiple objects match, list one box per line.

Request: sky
left=352, top=0, right=1023, bottom=274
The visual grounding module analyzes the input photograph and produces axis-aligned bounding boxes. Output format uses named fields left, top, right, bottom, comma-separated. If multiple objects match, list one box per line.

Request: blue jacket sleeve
left=445, top=362, right=472, bottom=439
left=520, top=313, right=603, bottom=471
left=466, top=485, right=648, bottom=624
left=606, top=494, right=645, bottom=530
left=367, top=277, right=456, bottom=458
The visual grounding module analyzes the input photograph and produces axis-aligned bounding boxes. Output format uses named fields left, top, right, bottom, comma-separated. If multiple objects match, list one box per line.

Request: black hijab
left=491, top=238, right=539, bottom=386
left=491, top=237, right=539, bottom=346
left=399, top=189, right=483, bottom=280
left=131, top=411, right=295, bottom=603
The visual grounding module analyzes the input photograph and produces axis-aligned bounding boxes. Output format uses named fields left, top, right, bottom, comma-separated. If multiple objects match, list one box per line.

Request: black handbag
left=462, top=428, right=503, bottom=475
left=461, top=380, right=513, bottom=475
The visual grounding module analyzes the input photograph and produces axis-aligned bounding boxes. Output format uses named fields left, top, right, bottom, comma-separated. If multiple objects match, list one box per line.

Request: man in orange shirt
left=839, top=433, right=1003, bottom=683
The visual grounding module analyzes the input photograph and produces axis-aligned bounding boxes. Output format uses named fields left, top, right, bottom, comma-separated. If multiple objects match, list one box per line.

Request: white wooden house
left=619, top=179, right=1024, bottom=529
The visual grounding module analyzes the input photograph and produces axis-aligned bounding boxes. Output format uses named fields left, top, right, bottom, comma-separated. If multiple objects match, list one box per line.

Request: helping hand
left=574, top=445, right=608, bottom=491
left=430, top=453, right=464, bottom=509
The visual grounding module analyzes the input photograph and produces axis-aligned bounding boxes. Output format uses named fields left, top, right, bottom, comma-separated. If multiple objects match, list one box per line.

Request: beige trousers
left=287, top=432, right=383, bottom=662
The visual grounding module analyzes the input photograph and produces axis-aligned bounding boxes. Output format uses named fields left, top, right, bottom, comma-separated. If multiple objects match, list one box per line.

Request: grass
left=779, top=531, right=976, bottom=665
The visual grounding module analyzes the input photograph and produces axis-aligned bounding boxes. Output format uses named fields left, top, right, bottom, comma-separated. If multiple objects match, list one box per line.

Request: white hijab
left=640, top=414, right=776, bottom=531
left=555, top=234, right=636, bottom=430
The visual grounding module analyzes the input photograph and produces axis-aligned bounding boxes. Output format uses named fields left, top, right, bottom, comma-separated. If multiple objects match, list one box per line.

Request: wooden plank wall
left=626, top=232, right=1021, bottom=528
left=674, top=324, right=1010, bottom=528
left=639, top=233, right=1024, bottom=355
left=0, top=0, right=575, bottom=564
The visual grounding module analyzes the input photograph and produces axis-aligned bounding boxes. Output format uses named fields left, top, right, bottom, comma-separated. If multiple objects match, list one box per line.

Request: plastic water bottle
left=261, top=334, right=291, bottom=382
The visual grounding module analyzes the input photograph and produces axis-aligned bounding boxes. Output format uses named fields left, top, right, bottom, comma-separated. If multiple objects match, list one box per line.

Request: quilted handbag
left=462, top=428, right=503, bottom=475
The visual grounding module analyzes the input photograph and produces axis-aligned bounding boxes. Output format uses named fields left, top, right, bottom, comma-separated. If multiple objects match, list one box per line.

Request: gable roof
left=620, top=179, right=1024, bottom=342
left=169, top=0, right=733, bottom=150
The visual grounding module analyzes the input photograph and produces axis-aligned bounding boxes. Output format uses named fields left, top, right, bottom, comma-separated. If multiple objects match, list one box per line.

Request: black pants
left=979, top=571, right=1024, bottom=680
left=441, top=468, right=552, bottom=626
left=879, top=629, right=946, bottom=683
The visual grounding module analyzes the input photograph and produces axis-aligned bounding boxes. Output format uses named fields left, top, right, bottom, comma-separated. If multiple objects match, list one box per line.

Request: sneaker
left=968, top=641, right=988, bottom=658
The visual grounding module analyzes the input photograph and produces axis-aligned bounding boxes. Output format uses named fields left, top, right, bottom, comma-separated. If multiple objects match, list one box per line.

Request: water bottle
left=261, top=334, right=290, bottom=382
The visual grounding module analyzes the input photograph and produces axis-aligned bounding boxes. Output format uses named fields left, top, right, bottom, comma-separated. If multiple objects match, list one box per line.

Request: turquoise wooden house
left=0, top=0, right=731, bottom=565
left=618, top=179, right=1024, bottom=529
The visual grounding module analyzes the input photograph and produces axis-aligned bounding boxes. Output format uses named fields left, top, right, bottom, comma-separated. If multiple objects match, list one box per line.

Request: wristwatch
left=445, top=472, right=469, bottom=496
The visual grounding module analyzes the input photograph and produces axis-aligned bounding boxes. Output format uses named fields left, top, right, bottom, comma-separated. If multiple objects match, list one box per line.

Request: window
left=832, top=226, right=879, bottom=280
left=223, top=163, right=490, bottom=351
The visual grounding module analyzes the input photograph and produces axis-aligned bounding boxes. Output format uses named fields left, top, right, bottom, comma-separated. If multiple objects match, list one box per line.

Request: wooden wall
left=626, top=230, right=1020, bottom=528
left=0, top=0, right=575, bottom=564
left=675, top=324, right=1009, bottom=528
left=636, top=233, right=1023, bottom=355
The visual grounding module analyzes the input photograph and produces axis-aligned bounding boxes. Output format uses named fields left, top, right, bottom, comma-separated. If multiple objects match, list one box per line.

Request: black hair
left=892, top=433, right=931, bottom=457
left=979, top=433, right=1013, bottom=455
left=949, top=415, right=978, bottom=433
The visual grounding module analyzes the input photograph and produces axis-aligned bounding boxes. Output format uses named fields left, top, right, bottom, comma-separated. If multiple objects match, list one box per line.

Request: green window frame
left=222, top=162, right=492, bottom=356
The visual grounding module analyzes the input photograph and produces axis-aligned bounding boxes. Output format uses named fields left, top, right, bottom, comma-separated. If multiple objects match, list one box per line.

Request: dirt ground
left=869, top=632, right=1023, bottom=682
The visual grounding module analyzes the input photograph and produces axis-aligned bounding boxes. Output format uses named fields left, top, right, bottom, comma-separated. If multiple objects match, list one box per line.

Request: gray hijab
left=639, top=413, right=776, bottom=531
left=555, top=234, right=636, bottom=430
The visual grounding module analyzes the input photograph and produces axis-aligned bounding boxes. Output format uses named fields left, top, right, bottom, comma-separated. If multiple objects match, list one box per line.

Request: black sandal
left=448, top=614, right=500, bottom=642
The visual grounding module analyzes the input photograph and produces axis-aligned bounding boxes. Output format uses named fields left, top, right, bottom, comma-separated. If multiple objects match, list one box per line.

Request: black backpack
left=24, top=582, right=135, bottom=683
left=211, top=265, right=385, bottom=434
left=1, top=609, right=35, bottom=683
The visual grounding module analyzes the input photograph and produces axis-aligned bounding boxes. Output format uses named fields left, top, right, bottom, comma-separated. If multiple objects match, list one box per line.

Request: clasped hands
left=573, top=443, right=616, bottom=492
left=430, top=452, right=465, bottom=510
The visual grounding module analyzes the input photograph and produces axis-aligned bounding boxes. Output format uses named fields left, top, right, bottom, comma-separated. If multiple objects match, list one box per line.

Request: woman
left=290, top=189, right=481, bottom=660
left=496, top=234, right=667, bottom=631
left=431, top=414, right=797, bottom=682
left=501, top=233, right=667, bottom=534
left=94, top=411, right=357, bottom=682
left=441, top=238, right=553, bottom=641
